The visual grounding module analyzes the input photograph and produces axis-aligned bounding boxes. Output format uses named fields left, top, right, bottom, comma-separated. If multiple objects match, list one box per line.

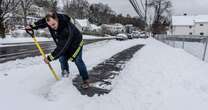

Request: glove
left=47, top=54, right=55, bottom=62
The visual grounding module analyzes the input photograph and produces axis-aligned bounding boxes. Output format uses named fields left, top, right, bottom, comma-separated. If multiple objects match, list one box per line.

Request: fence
left=155, top=34, right=208, bottom=61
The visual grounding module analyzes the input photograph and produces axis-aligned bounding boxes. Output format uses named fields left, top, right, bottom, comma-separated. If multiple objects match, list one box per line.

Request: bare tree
left=148, top=0, right=172, bottom=34
left=0, top=0, right=20, bottom=38
left=20, top=0, right=33, bottom=26
left=89, top=3, right=115, bottom=25
left=34, top=0, right=58, bottom=14
left=34, top=0, right=56, bottom=8
left=45, top=0, right=58, bottom=11
left=64, top=0, right=90, bottom=19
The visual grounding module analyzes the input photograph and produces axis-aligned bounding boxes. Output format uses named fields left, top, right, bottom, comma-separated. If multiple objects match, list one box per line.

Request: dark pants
left=59, top=48, right=89, bottom=81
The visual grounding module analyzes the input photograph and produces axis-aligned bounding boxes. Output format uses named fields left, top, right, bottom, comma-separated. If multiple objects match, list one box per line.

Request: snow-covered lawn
left=0, top=38, right=208, bottom=110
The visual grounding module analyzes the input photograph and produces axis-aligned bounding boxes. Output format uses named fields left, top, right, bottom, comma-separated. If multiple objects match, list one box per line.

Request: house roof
left=194, top=15, right=208, bottom=23
left=172, top=15, right=208, bottom=26
left=172, top=16, right=195, bottom=26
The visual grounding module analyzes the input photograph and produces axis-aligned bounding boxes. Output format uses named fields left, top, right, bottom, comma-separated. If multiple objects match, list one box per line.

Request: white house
left=101, top=23, right=125, bottom=35
left=193, top=15, right=208, bottom=36
left=76, top=19, right=92, bottom=32
left=171, top=15, right=208, bottom=36
left=28, top=5, right=45, bottom=17
left=91, top=24, right=102, bottom=32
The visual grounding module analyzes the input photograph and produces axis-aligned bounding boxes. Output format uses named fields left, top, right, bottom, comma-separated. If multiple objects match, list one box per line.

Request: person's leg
left=74, top=48, right=89, bottom=81
left=59, top=55, right=69, bottom=77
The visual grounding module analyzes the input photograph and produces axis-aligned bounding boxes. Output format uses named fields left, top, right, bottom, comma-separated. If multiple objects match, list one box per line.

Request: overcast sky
left=87, top=0, right=208, bottom=16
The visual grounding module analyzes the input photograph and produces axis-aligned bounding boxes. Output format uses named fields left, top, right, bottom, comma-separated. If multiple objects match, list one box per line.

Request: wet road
left=0, top=38, right=113, bottom=63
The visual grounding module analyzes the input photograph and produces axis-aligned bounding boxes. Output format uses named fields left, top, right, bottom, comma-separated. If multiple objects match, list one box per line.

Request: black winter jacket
left=32, top=14, right=83, bottom=62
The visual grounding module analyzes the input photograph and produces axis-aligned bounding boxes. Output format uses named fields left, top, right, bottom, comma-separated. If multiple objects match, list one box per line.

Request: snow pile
left=0, top=35, right=111, bottom=46
left=0, top=37, right=52, bottom=44
left=83, top=35, right=114, bottom=39
left=1, top=38, right=208, bottom=110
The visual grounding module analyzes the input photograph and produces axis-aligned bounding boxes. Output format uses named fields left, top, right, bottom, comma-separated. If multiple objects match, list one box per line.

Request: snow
left=0, top=37, right=52, bottom=44
left=172, top=15, right=208, bottom=26
left=91, top=24, right=101, bottom=30
left=194, top=15, right=208, bottom=23
left=164, top=41, right=208, bottom=62
left=1, top=38, right=208, bottom=110
left=76, top=19, right=89, bottom=27
left=121, top=39, right=208, bottom=110
left=83, top=35, right=114, bottom=40
left=0, top=35, right=113, bottom=47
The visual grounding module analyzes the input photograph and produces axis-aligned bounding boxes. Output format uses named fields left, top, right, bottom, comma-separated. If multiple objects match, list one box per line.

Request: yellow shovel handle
left=32, top=36, right=60, bottom=81
left=26, top=29, right=60, bottom=81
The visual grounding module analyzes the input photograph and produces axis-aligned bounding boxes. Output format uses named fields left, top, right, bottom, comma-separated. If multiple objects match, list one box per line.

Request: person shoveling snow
left=25, top=9, right=90, bottom=89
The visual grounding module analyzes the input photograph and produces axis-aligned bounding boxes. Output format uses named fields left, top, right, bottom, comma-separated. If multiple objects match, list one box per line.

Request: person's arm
left=30, top=18, right=48, bottom=30
left=47, top=24, right=74, bottom=61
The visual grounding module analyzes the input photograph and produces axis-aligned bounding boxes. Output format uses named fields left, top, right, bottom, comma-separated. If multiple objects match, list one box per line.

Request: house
left=76, top=19, right=92, bottom=32
left=125, top=24, right=135, bottom=33
left=5, top=5, right=44, bottom=31
left=28, top=5, right=45, bottom=17
left=171, top=15, right=208, bottom=36
left=91, top=24, right=102, bottom=32
left=5, top=14, right=41, bottom=30
left=101, top=23, right=125, bottom=35
left=194, top=15, right=208, bottom=36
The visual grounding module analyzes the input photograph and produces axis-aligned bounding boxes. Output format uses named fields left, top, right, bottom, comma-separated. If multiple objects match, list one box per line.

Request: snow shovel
left=26, top=29, right=60, bottom=81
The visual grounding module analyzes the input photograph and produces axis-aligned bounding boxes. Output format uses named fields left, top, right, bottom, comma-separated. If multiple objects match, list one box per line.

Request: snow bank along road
left=0, top=38, right=111, bottom=63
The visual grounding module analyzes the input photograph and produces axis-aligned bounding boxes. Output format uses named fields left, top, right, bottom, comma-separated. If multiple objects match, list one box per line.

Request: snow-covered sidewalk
left=0, top=38, right=208, bottom=110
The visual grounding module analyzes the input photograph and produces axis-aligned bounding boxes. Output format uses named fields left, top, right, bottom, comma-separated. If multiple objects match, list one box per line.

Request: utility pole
left=144, top=0, right=148, bottom=37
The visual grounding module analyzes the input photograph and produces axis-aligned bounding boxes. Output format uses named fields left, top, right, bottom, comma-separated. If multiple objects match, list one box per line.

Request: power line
left=129, top=0, right=145, bottom=19
left=129, top=0, right=141, bottom=17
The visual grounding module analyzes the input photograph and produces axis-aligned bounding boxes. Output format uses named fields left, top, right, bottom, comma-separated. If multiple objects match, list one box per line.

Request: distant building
left=91, top=24, right=102, bottom=32
left=101, top=23, right=125, bottom=35
left=5, top=14, right=41, bottom=30
left=171, top=15, right=208, bottom=36
left=76, top=19, right=92, bottom=32
left=125, top=24, right=135, bottom=34
left=28, top=5, right=45, bottom=17
left=5, top=5, right=44, bottom=31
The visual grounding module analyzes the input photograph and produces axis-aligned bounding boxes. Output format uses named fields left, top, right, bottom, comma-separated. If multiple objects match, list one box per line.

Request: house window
left=189, top=26, right=192, bottom=29
left=189, top=32, right=192, bottom=35
left=200, top=24, right=204, bottom=26
left=200, top=32, right=204, bottom=36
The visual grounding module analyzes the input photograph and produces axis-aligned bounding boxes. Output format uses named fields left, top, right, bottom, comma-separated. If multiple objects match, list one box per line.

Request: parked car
left=116, top=33, right=128, bottom=41
left=139, top=32, right=148, bottom=38
left=132, top=31, right=140, bottom=38
left=127, top=33, right=133, bottom=39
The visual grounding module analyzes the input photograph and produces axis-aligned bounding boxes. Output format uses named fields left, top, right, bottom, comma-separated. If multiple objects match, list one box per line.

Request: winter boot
left=81, top=79, right=90, bottom=89
left=62, top=70, right=69, bottom=78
